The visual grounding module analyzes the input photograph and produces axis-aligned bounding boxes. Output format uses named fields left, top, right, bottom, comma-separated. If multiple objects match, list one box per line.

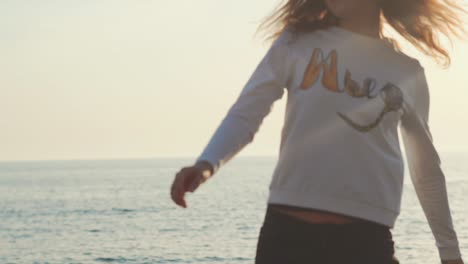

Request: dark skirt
left=255, top=204, right=400, bottom=264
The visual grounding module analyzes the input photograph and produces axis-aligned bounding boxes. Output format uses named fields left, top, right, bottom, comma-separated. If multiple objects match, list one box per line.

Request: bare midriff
left=269, top=204, right=368, bottom=224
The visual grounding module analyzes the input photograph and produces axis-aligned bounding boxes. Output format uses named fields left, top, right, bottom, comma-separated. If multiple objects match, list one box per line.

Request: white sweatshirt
left=195, top=25, right=462, bottom=260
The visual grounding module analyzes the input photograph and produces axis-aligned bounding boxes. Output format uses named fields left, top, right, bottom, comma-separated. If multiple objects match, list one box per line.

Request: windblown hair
left=255, top=0, right=468, bottom=67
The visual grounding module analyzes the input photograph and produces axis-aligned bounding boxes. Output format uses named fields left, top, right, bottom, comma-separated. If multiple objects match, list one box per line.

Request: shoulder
left=398, top=53, right=430, bottom=108
left=384, top=48, right=426, bottom=89
left=397, top=53, right=427, bottom=89
left=398, top=53, right=426, bottom=86
left=271, top=27, right=296, bottom=48
left=390, top=48, right=424, bottom=72
left=270, top=26, right=332, bottom=57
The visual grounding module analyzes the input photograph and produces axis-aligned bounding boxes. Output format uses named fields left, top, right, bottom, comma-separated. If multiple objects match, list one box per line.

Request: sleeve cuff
left=438, top=245, right=462, bottom=261
left=195, top=156, right=219, bottom=175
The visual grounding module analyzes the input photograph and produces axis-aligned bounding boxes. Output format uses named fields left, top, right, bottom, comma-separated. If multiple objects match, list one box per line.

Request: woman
left=170, top=0, right=467, bottom=263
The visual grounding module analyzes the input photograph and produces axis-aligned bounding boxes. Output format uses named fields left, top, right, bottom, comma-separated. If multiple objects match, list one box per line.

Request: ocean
left=0, top=154, right=467, bottom=264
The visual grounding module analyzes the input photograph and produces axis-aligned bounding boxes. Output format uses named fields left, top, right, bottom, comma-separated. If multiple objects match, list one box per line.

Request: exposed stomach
left=269, top=203, right=369, bottom=224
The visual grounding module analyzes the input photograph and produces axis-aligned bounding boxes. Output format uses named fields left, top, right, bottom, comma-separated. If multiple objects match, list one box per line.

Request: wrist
left=194, top=160, right=214, bottom=177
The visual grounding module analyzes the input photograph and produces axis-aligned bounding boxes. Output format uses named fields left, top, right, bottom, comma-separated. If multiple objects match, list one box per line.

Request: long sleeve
left=399, top=66, right=462, bottom=260
left=195, top=30, right=293, bottom=175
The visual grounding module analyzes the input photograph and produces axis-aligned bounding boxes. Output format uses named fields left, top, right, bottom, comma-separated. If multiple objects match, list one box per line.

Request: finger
left=174, top=190, right=186, bottom=207
left=170, top=184, right=180, bottom=206
left=184, top=174, right=197, bottom=192
left=184, top=169, right=199, bottom=190
left=177, top=189, right=187, bottom=208
left=170, top=179, right=177, bottom=202
left=188, top=174, right=202, bottom=192
left=170, top=176, right=183, bottom=205
left=170, top=175, right=181, bottom=201
left=175, top=187, right=185, bottom=206
left=183, top=170, right=199, bottom=192
left=174, top=189, right=186, bottom=208
left=173, top=177, right=188, bottom=208
left=170, top=181, right=179, bottom=201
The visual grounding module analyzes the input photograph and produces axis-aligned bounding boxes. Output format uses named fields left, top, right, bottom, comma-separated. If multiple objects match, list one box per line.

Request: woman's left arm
left=399, top=66, right=463, bottom=263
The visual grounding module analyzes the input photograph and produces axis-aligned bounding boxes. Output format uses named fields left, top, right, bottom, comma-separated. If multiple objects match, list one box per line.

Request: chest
left=286, top=47, right=411, bottom=133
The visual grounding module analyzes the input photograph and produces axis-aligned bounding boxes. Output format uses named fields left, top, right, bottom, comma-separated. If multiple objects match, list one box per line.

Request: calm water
left=0, top=154, right=467, bottom=264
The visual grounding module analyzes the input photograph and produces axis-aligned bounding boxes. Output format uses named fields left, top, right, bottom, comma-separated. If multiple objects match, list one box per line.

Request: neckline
left=328, top=26, right=391, bottom=47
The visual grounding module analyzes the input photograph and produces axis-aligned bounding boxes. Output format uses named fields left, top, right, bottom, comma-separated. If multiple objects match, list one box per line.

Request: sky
left=1, top=0, right=467, bottom=162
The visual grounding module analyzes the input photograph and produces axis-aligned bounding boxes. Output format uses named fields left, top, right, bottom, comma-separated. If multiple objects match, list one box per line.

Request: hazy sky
left=1, top=0, right=467, bottom=161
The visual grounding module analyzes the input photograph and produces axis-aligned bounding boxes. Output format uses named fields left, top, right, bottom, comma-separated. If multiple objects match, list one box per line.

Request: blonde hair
left=255, top=0, right=468, bottom=68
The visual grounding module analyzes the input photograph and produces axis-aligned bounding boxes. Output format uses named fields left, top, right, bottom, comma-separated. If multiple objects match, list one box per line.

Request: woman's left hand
left=442, top=258, right=464, bottom=264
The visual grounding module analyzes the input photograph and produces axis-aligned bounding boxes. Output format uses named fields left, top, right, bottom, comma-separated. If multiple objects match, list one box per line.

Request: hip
left=255, top=204, right=400, bottom=264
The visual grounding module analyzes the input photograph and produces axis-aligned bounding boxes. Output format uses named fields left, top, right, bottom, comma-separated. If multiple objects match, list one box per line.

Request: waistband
left=264, top=203, right=390, bottom=232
